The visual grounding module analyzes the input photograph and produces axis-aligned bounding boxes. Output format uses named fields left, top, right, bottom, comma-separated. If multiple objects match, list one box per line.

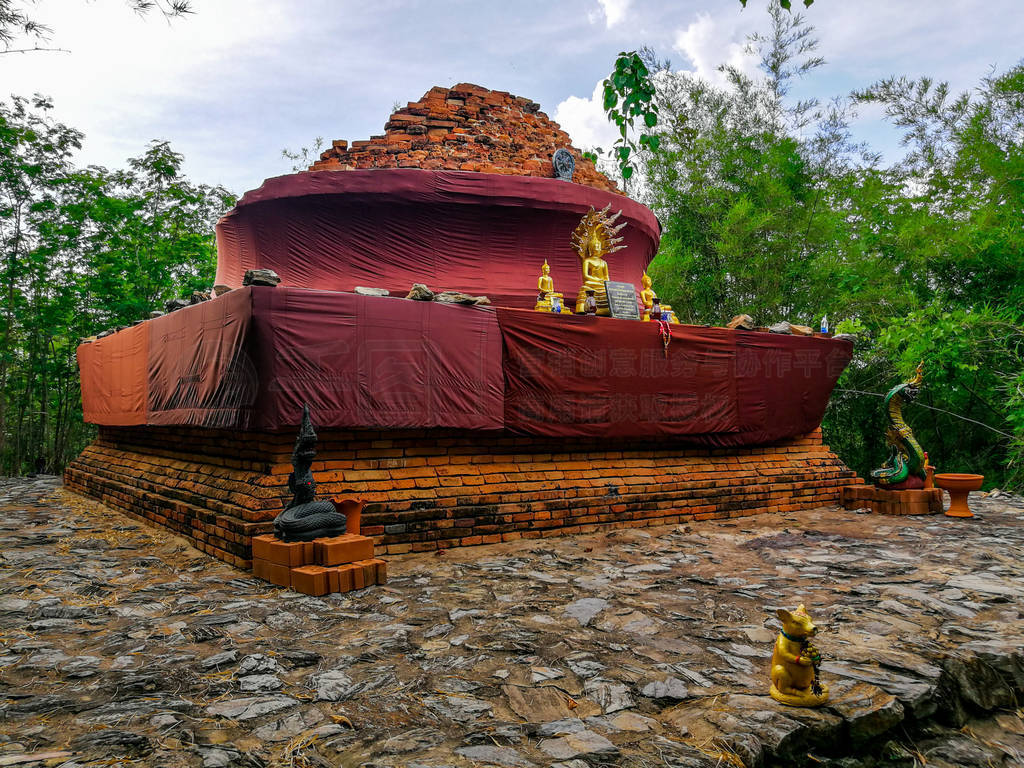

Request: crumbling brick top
left=310, top=83, right=620, bottom=194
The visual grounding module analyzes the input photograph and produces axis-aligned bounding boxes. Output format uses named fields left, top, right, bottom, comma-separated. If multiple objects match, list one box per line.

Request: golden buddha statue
left=639, top=271, right=677, bottom=322
left=534, top=260, right=566, bottom=313
left=571, top=205, right=626, bottom=316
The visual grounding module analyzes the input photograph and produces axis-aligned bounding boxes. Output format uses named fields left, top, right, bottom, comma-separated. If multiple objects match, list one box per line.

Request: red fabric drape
left=249, top=287, right=505, bottom=431
left=497, top=308, right=852, bottom=444
left=147, top=287, right=255, bottom=428
left=78, top=322, right=149, bottom=426
left=214, top=170, right=661, bottom=309
left=78, top=288, right=851, bottom=446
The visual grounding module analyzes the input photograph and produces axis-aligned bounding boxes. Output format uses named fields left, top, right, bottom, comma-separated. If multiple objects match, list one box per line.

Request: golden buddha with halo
left=533, top=260, right=566, bottom=313
left=571, top=205, right=626, bottom=316
left=640, top=271, right=677, bottom=322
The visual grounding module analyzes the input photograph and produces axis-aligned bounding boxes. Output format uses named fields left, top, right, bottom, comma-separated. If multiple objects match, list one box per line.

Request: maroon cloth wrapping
left=147, top=287, right=255, bottom=428
left=78, top=322, right=149, bottom=426
left=497, top=308, right=852, bottom=444
left=732, top=330, right=853, bottom=444
left=249, top=287, right=504, bottom=431
left=214, top=170, right=661, bottom=309
left=78, top=288, right=851, bottom=445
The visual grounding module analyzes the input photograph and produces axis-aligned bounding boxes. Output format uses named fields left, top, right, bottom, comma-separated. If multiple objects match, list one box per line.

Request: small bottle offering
left=650, top=297, right=663, bottom=322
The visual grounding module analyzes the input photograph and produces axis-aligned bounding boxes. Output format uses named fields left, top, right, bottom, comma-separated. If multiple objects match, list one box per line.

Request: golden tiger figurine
left=769, top=603, right=829, bottom=707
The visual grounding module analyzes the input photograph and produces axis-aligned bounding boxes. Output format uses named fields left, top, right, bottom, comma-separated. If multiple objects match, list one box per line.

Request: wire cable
left=833, top=388, right=1016, bottom=440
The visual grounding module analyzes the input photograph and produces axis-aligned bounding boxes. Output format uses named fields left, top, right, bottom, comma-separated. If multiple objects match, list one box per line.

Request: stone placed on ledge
left=406, top=283, right=435, bottom=301
left=434, top=290, right=491, bottom=305
left=243, top=268, right=281, bottom=287
left=769, top=321, right=815, bottom=336
left=354, top=286, right=390, bottom=296
left=727, top=314, right=756, bottom=330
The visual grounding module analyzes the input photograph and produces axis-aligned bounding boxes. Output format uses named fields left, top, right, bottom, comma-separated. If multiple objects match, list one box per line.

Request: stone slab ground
left=1, top=476, right=1023, bottom=767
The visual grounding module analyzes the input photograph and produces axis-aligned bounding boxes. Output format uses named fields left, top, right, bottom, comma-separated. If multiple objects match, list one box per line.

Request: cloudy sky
left=5, top=0, right=1022, bottom=195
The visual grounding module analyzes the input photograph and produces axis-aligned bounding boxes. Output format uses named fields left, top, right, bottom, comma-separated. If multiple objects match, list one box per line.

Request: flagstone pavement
left=1, top=475, right=1023, bottom=767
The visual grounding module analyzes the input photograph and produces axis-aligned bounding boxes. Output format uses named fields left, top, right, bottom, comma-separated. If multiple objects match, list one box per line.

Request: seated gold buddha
left=571, top=205, right=626, bottom=316
left=534, top=260, right=566, bottom=313
left=640, top=271, right=676, bottom=322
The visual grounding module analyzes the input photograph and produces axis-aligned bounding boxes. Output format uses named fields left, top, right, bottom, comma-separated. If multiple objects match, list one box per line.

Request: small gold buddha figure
left=571, top=205, right=626, bottom=316
left=534, top=260, right=566, bottom=313
left=640, top=271, right=677, bottom=323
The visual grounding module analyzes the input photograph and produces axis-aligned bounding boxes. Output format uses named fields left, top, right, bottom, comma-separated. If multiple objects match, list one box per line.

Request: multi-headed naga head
left=570, top=204, right=627, bottom=260
left=293, top=404, right=318, bottom=465
left=902, top=361, right=925, bottom=402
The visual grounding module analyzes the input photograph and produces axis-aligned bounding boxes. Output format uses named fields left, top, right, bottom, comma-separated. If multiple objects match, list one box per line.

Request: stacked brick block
left=64, top=425, right=862, bottom=568
left=840, top=485, right=942, bottom=515
left=309, top=83, right=620, bottom=194
left=251, top=532, right=385, bottom=596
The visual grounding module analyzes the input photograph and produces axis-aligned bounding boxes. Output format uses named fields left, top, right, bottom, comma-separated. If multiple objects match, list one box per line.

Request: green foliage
left=740, top=0, right=814, bottom=7
left=0, top=95, right=232, bottom=474
left=582, top=51, right=660, bottom=183
left=636, top=3, right=1024, bottom=489
left=282, top=136, right=326, bottom=173
left=1, top=0, right=192, bottom=53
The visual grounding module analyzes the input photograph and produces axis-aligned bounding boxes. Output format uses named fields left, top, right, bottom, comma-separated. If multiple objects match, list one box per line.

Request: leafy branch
left=582, top=50, right=660, bottom=182
left=740, top=0, right=814, bottom=7
left=0, top=0, right=193, bottom=54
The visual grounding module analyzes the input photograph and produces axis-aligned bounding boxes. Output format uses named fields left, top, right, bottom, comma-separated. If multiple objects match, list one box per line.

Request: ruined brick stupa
left=66, top=84, right=860, bottom=568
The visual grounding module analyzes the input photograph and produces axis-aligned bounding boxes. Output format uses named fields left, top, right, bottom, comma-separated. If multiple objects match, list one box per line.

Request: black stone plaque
left=604, top=280, right=641, bottom=320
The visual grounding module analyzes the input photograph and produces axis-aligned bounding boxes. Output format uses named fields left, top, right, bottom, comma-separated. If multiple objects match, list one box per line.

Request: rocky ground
left=1, top=476, right=1023, bottom=768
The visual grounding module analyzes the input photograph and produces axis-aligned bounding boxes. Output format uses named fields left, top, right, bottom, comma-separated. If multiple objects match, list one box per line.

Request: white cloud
left=553, top=80, right=619, bottom=153
left=4, top=0, right=1022, bottom=195
left=3, top=0, right=298, bottom=189
left=595, top=0, right=631, bottom=29
left=672, top=12, right=760, bottom=87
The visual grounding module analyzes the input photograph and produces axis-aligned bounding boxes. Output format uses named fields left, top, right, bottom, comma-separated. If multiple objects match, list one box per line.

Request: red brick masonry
left=310, top=83, right=619, bottom=193
left=840, top=485, right=942, bottom=515
left=63, top=426, right=862, bottom=569
left=251, top=533, right=385, bottom=596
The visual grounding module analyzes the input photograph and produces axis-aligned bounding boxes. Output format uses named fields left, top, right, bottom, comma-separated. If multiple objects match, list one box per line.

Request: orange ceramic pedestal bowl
left=934, top=473, right=984, bottom=518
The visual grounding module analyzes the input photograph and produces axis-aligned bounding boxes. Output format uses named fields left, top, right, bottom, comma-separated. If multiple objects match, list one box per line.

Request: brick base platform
left=251, top=532, right=385, bottom=596
left=840, top=484, right=943, bottom=515
left=63, top=426, right=862, bottom=569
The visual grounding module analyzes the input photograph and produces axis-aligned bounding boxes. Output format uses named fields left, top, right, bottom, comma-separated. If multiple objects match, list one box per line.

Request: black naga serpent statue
left=273, top=404, right=348, bottom=541
left=871, top=363, right=927, bottom=489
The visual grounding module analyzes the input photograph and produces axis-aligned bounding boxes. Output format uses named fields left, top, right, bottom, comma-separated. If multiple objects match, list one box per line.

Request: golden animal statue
left=571, top=204, right=626, bottom=315
left=534, top=260, right=566, bottom=313
left=640, top=271, right=677, bottom=322
left=769, top=603, right=829, bottom=707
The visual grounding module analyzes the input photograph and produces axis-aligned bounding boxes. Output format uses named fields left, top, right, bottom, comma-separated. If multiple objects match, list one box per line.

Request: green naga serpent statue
left=871, top=363, right=927, bottom=490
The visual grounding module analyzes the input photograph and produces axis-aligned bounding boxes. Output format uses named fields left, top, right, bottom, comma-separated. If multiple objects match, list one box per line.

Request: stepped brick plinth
left=309, top=83, right=619, bottom=193
left=251, top=531, right=384, bottom=595
left=64, top=425, right=862, bottom=569
left=840, top=485, right=942, bottom=515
